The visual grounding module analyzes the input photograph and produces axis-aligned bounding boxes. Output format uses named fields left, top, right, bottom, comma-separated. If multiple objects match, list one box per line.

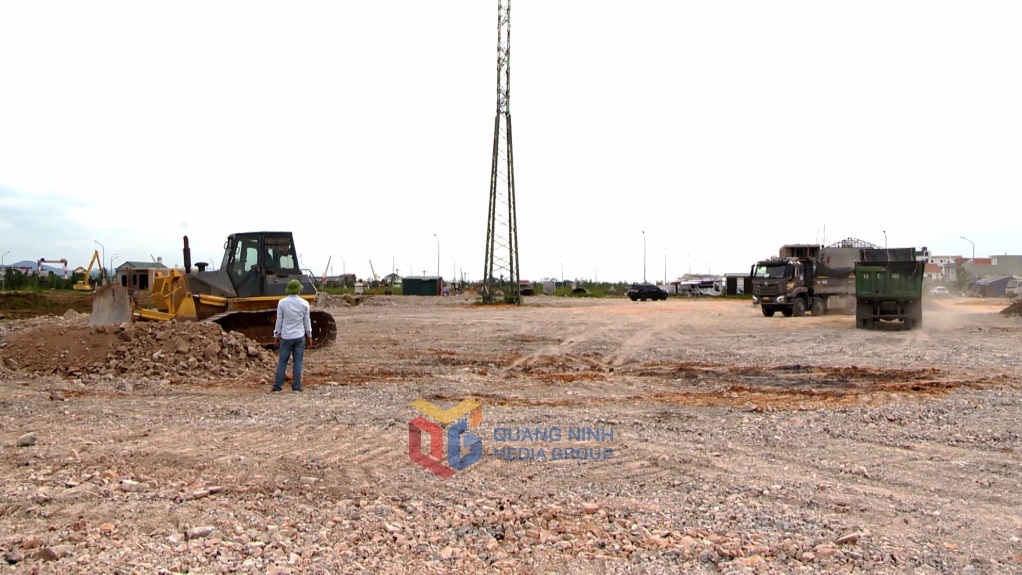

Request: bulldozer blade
left=89, top=285, right=134, bottom=326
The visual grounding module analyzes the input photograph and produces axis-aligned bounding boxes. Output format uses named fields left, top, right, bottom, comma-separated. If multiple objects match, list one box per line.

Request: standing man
left=272, top=279, right=313, bottom=392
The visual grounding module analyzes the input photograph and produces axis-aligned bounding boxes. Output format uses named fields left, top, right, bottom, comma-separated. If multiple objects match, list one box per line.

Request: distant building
left=935, top=254, right=1022, bottom=288
left=923, top=262, right=944, bottom=281
left=114, top=258, right=170, bottom=291
left=989, top=255, right=1022, bottom=276
left=924, top=254, right=959, bottom=282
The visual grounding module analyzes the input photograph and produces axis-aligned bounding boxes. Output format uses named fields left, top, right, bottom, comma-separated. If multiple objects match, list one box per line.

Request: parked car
left=1006, top=279, right=1022, bottom=298
left=627, top=283, right=667, bottom=301
left=929, top=286, right=950, bottom=296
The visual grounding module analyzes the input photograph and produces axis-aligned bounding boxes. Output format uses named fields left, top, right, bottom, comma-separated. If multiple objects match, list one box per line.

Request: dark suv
left=627, top=283, right=667, bottom=301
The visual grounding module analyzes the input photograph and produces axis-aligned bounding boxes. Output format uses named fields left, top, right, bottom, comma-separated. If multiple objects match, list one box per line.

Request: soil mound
left=0, top=311, right=276, bottom=383
left=1000, top=298, right=1022, bottom=317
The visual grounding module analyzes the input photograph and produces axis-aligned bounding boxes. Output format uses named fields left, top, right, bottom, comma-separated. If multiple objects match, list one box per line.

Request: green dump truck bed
left=854, top=252, right=924, bottom=330
left=855, top=261, right=925, bottom=300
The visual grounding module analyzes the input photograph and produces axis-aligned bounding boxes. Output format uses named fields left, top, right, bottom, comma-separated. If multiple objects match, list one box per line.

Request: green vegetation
left=955, top=266, right=973, bottom=293
left=0, top=268, right=83, bottom=292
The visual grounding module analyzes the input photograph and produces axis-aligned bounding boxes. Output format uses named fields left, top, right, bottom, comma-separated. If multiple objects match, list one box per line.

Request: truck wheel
left=761, top=306, right=775, bottom=317
left=792, top=298, right=806, bottom=317
left=855, top=303, right=874, bottom=329
left=811, top=299, right=826, bottom=316
left=906, top=301, right=922, bottom=329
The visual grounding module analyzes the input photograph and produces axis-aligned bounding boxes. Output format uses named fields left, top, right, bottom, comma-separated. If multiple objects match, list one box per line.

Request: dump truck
left=854, top=248, right=924, bottom=330
left=90, top=232, right=337, bottom=348
left=750, top=243, right=862, bottom=317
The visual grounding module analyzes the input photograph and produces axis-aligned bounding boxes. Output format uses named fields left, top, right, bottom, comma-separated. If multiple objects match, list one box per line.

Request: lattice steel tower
left=482, top=0, right=520, bottom=304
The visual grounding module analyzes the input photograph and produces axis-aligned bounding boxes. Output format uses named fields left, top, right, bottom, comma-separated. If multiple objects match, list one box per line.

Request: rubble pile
left=312, top=292, right=360, bottom=308
left=0, top=311, right=276, bottom=383
left=1000, top=298, right=1022, bottom=317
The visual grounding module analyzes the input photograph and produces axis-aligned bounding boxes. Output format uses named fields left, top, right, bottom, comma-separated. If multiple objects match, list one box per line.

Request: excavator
left=90, top=231, right=338, bottom=348
left=73, top=250, right=104, bottom=292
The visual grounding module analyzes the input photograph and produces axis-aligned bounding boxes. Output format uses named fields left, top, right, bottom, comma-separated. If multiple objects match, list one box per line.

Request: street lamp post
left=960, top=236, right=975, bottom=262
left=433, top=233, right=440, bottom=294
left=110, top=254, right=118, bottom=284
left=1, top=250, right=9, bottom=291
left=94, top=240, right=105, bottom=284
left=642, top=230, right=646, bottom=283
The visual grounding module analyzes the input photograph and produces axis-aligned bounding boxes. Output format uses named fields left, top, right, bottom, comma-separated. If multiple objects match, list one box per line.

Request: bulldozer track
left=205, top=308, right=338, bottom=349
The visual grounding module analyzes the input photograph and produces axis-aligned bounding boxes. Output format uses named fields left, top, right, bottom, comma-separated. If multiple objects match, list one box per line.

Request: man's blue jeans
left=273, top=336, right=306, bottom=391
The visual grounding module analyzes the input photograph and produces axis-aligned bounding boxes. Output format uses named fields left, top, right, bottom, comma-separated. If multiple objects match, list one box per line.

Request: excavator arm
left=73, top=251, right=104, bottom=291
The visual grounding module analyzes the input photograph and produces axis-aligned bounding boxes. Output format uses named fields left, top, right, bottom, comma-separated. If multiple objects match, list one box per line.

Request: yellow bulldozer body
left=143, top=269, right=316, bottom=320
left=89, top=232, right=337, bottom=348
left=131, top=267, right=334, bottom=348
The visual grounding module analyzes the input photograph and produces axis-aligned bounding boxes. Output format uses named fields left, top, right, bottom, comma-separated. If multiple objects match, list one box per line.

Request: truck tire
left=761, top=306, right=775, bottom=317
left=811, top=298, right=826, bottom=316
left=792, top=297, right=806, bottom=317
left=905, top=301, right=923, bottom=330
left=855, top=302, right=874, bottom=329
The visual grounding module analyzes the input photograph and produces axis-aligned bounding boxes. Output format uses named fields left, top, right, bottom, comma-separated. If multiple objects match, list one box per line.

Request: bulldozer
left=90, top=232, right=337, bottom=348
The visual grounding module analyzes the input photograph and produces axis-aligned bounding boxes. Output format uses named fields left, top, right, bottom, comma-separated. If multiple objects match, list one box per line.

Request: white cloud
left=1, top=1, right=1019, bottom=282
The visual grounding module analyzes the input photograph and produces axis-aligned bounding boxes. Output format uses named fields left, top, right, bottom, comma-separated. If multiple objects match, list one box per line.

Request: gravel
left=1, top=293, right=1021, bottom=573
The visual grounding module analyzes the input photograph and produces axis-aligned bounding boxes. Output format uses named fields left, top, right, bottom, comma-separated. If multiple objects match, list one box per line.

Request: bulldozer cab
left=225, top=232, right=302, bottom=298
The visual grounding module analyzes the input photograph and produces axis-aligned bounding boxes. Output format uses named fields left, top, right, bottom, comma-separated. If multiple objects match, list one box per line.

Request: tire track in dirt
left=700, top=431, right=1022, bottom=547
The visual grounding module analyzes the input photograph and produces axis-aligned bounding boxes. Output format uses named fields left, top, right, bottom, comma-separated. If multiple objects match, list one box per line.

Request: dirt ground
left=0, top=291, right=93, bottom=319
left=1, top=291, right=1021, bottom=574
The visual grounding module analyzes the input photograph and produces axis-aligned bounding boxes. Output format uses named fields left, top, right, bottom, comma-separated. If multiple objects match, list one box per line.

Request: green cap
left=286, top=279, right=302, bottom=294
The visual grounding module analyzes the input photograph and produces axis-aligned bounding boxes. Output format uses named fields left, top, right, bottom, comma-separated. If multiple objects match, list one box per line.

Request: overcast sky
left=2, top=1, right=1019, bottom=283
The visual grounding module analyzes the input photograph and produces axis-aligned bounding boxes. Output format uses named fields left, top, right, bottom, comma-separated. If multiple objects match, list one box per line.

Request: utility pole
left=482, top=0, right=520, bottom=304
left=434, top=233, right=440, bottom=294
left=642, top=230, right=646, bottom=283
left=94, top=240, right=105, bottom=284
left=1, top=250, right=8, bottom=291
